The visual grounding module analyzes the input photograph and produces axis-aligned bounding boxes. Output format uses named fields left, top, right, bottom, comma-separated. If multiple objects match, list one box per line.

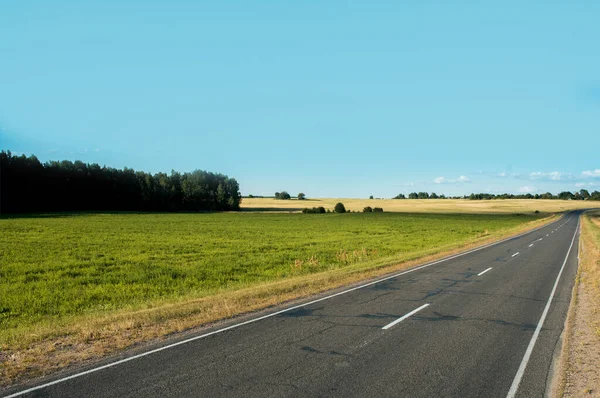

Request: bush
left=373, top=207, right=384, bottom=212
left=363, top=206, right=373, bottom=213
left=334, top=202, right=346, bottom=213
left=302, top=206, right=327, bottom=214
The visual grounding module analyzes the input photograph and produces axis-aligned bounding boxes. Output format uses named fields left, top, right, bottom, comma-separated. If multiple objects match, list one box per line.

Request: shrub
left=373, top=207, right=384, bottom=212
left=334, top=202, right=346, bottom=213
left=363, top=206, right=373, bottom=213
left=302, top=206, right=326, bottom=214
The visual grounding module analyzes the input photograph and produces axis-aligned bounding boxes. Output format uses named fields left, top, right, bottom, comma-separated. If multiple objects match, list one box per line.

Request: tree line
left=465, top=190, right=600, bottom=200
left=390, top=190, right=600, bottom=201
left=0, top=151, right=242, bottom=214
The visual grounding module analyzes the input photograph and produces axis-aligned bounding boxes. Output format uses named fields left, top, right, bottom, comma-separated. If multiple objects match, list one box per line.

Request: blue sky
left=1, top=1, right=599, bottom=197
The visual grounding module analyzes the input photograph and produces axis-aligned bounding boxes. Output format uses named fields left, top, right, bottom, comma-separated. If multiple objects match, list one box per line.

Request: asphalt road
left=5, top=212, right=582, bottom=398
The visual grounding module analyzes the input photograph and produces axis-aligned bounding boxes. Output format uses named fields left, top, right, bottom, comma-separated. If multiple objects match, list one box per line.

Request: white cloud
left=529, top=172, right=543, bottom=179
left=575, top=182, right=598, bottom=188
left=582, top=169, right=600, bottom=178
left=519, top=186, right=537, bottom=193
left=549, top=171, right=562, bottom=180
left=529, top=171, right=565, bottom=181
left=434, top=175, right=470, bottom=184
left=498, top=172, right=507, bottom=177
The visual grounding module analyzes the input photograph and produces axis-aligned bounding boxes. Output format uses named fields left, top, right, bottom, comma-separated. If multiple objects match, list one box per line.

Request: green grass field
left=1, top=212, right=541, bottom=343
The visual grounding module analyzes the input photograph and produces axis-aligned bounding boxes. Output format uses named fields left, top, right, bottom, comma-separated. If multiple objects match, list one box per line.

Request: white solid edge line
left=4, top=215, right=566, bottom=398
left=506, top=217, right=580, bottom=398
left=512, top=252, right=520, bottom=257
left=528, top=244, right=534, bottom=247
left=382, top=303, right=430, bottom=330
left=477, top=267, right=493, bottom=276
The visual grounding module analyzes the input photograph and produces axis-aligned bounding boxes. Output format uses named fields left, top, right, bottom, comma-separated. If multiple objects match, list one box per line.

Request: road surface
left=4, top=212, right=581, bottom=397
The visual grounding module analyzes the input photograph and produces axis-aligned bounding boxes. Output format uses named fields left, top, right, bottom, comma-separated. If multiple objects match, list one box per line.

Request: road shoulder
left=552, top=211, right=600, bottom=397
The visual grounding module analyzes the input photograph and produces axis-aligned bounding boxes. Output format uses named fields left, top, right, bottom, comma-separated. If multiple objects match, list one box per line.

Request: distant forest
left=0, top=151, right=241, bottom=214
left=393, top=191, right=600, bottom=200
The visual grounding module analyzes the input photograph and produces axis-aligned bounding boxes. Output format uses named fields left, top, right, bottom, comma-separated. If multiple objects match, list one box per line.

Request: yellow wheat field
left=241, top=198, right=598, bottom=214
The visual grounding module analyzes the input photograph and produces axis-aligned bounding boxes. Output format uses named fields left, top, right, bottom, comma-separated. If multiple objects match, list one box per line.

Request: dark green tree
left=334, top=202, right=346, bottom=213
left=580, top=189, right=590, bottom=200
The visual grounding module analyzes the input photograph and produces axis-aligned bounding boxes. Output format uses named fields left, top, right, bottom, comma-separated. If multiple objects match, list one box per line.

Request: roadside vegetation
left=1, top=211, right=551, bottom=384
left=559, top=211, right=600, bottom=396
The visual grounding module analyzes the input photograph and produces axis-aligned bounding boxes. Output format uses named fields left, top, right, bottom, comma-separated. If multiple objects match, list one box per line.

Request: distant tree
left=558, top=191, right=574, bottom=200
left=334, top=202, right=346, bottom=213
left=540, top=192, right=553, bottom=199
left=297, top=192, right=306, bottom=200
left=590, top=190, right=600, bottom=200
left=363, top=206, right=373, bottom=213
left=408, top=192, right=418, bottom=199
left=417, top=192, right=429, bottom=199
left=372, top=207, right=384, bottom=212
left=430, top=192, right=439, bottom=199
left=275, top=191, right=291, bottom=200
left=247, top=194, right=254, bottom=198
left=369, top=195, right=374, bottom=199
left=393, top=194, right=406, bottom=199
left=580, top=189, right=590, bottom=200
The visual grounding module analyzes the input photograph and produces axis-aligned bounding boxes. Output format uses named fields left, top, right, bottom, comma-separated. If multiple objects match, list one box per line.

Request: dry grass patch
left=555, top=211, right=600, bottom=397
